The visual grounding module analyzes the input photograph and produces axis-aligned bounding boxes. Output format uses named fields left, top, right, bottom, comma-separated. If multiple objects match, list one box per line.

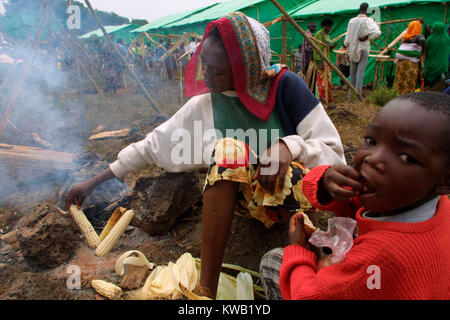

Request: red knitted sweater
left=280, top=165, right=450, bottom=300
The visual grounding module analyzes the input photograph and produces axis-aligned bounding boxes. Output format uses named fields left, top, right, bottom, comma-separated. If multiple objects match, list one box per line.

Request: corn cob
left=95, top=209, right=134, bottom=256
left=99, top=206, right=127, bottom=241
left=69, top=205, right=100, bottom=248
left=91, top=279, right=123, bottom=300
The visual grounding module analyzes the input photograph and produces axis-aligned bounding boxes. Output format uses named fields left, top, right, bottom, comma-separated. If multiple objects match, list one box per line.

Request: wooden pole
left=281, top=20, right=287, bottom=65
left=269, top=0, right=363, bottom=100
left=373, top=61, right=379, bottom=89
left=83, top=0, right=165, bottom=117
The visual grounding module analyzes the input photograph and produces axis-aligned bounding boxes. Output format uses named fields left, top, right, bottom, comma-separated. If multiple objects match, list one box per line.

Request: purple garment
left=301, top=30, right=314, bottom=72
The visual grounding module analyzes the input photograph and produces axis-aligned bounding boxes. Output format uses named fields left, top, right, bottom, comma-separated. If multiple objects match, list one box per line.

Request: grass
left=367, top=86, right=400, bottom=106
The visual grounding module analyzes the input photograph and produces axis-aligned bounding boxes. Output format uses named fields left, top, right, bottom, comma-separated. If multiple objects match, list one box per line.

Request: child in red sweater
left=260, top=91, right=450, bottom=299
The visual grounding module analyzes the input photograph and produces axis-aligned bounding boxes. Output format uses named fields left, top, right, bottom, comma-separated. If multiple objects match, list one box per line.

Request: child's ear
left=434, top=172, right=450, bottom=195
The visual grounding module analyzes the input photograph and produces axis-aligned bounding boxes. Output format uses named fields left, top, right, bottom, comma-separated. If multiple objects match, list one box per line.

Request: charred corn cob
left=69, top=205, right=100, bottom=248
left=95, top=209, right=134, bottom=256
left=91, top=279, right=123, bottom=300
left=99, top=206, right=127, bottom=241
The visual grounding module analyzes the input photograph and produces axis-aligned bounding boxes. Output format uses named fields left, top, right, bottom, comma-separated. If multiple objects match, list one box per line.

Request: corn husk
left=115, top=250, right=154, bottom=276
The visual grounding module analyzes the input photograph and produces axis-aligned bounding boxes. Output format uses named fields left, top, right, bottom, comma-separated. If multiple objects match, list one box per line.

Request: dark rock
left=16, top=203, right=79, bottom=270
left=129, top=171, right=203, bottom=235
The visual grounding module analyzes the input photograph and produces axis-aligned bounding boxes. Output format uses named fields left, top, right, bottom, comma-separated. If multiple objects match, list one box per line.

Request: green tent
left=130, top=3, right=220, bottom=35
left=287, top=0, right=449, bottom=86
left=78, top=24, right=139, bottom=44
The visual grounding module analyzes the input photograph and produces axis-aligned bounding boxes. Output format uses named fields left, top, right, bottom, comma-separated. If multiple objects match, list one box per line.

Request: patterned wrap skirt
left=394, top=59, right=420, bottom=94
left=203, top=138, right=313, bottom=228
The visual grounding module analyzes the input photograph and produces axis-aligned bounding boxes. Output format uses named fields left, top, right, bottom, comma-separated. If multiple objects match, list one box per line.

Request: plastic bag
left=308, top=217, right=357, bottom=266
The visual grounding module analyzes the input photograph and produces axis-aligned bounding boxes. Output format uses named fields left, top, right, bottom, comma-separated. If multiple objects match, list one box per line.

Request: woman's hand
left=288, top=212, right=310, bottom=249
left=65, top=180, right=95, bottom=210
left=253, top=141, right=293, bottom=194
left=65, top=168, right=116, bottom=209
left=322, top=164, right=362, bottom=202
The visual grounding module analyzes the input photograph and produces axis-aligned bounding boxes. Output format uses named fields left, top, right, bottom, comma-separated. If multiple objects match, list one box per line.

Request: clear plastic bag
left=308, top=217, right=357, bottom=267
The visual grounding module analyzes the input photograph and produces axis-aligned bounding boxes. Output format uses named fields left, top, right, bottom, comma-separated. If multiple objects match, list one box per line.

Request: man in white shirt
left=344, top=2, right=381, bottom=100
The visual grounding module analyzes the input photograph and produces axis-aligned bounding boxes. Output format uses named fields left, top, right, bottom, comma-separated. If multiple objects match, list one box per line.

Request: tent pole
left=83, top=0, right=166, bottom=117
left=269, top=0, right=363, bottom=100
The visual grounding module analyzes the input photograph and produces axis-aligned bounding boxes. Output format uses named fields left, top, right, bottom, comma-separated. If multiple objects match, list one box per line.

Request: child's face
left=353, top=99, right=449, bottom=213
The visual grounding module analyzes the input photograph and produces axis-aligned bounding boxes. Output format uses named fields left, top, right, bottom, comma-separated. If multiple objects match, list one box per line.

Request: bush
left=368, top=86, right=399, bottom=106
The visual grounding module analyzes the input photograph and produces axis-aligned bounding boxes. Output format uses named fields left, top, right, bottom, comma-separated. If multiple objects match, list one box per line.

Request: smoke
left=0, top=40, right=87, bottom=202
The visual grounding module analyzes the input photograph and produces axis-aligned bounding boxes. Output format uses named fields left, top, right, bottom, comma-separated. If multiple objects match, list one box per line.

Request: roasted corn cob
left=99, top=206, right=127, bottom=241
left=91, top=279, right=123, bottom=300
left=69, top=205, right=100, bottom=248
left=95, top=209, right=134, bottom=256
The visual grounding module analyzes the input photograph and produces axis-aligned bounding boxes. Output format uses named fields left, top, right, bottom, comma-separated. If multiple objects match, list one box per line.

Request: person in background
left=65, top=12, right=345, bottom=299
left=301, top=22, right=316, bottom=75
left=424, top=22, right=449, bottom=89
left=393, top=20, right=426, bottom=94
left=336, top=43, right=350, bottom=87
left=344, top=2, right=381, bottom=100
left=313, top=18, right=337, bottom=103
left=294, top=44, right=303, bottom=74
left=101, top=34, right=122, bottom=94
left=260, top=91, right=450, bottom=300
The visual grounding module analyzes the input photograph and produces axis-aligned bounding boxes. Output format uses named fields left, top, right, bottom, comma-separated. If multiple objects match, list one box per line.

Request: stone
left=128, top=171, right=203, bottom=235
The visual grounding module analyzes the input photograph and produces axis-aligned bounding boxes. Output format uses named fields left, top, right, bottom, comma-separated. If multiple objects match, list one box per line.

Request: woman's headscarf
left=402, top=20, right=422, bottom=43
left=424, top=22, right=449, bottom=83
left=184, top=12, right=287, bottom=122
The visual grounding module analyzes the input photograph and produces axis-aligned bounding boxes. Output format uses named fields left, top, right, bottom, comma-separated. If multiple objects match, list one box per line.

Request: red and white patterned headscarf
left=184, top=12, right=287, bottom=122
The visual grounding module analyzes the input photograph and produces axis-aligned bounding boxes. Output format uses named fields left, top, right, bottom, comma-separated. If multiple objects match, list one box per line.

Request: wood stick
left=377, top=29, right=407, bottom=57
left=269, top=0, right=363, bottom=100
left=377, top=17, right=423, bottom=25
left=158, top=35, right=188, bottom=63
left=281, top=20, right=287, bottom=65
left=84, top=0, right=165, bottom=117
left=263, top=15, right=285, bottom=28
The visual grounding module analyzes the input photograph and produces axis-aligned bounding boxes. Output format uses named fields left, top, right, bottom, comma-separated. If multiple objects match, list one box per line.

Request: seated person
left=260, top=91, right=450, bottom=300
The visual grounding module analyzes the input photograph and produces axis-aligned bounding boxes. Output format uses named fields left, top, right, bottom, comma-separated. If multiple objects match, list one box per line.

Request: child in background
left=260, top=91, right=450, bottom=300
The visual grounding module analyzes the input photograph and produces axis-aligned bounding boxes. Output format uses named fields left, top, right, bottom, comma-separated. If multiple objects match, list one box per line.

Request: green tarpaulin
left=131, top=3, right=220, bottom=34
left=78, top=24, right=139, bottom=44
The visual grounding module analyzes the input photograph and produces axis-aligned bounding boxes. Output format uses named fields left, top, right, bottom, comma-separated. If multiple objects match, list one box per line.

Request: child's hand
left=288, top=212, right=311, bottom=249
left=323, top=164, right=363, bottom=202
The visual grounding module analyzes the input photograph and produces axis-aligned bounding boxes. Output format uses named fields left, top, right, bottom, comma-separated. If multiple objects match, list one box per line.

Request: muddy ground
left=0, top=78, right=380, bottom=300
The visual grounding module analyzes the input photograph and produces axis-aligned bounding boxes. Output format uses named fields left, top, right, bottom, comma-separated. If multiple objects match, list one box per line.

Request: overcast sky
left=87, top=0, right=230, bottom=22
left=0, top=1, right=231, bottom=22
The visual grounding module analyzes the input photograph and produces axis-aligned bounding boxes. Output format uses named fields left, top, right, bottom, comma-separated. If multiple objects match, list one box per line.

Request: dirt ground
left=0, top=77, right=380, bottom=300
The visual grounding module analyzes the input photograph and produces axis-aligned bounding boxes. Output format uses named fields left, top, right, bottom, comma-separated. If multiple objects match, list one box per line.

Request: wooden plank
left=88, top=128, right=131, bottom=140
left=0, top=144, right=76, bottom=169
